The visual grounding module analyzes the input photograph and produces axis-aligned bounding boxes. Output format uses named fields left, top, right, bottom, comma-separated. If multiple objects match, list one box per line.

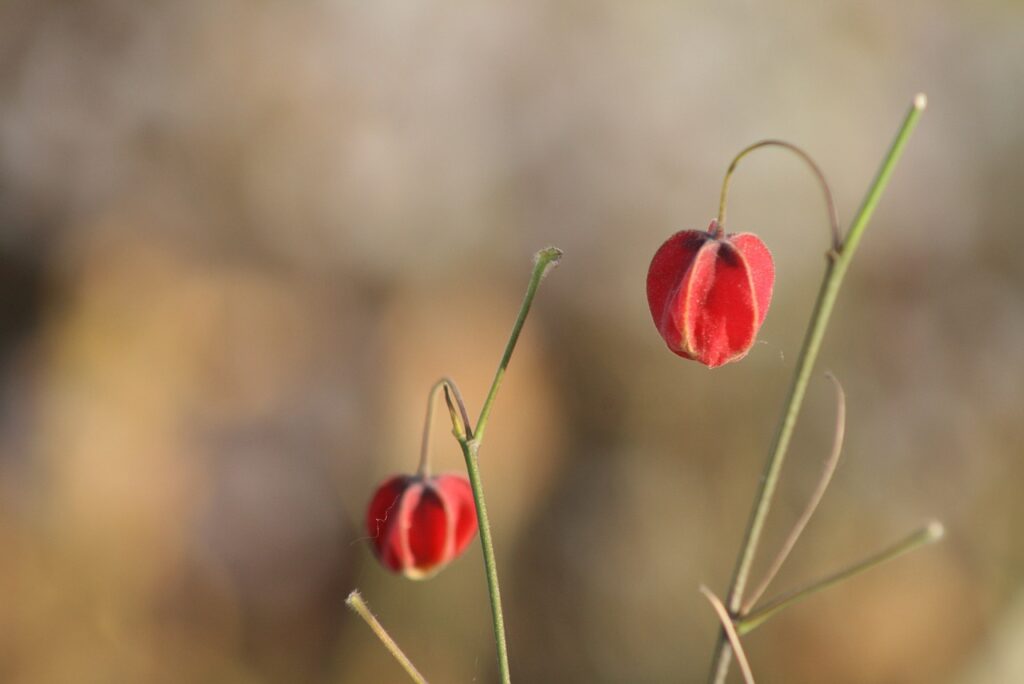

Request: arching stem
left=417, top=377, right=473, bottom=477
left=718, top=140, right=842, bottom=251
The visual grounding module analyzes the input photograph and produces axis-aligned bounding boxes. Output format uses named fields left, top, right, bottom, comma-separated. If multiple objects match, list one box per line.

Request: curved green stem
left=718, top=140, right=842, bottom=250
left=708, top=94, right=927, bottom=684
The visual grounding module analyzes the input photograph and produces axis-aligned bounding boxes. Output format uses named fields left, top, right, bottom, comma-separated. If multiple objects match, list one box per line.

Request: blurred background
left=1, top=1, right=1022, bottom=682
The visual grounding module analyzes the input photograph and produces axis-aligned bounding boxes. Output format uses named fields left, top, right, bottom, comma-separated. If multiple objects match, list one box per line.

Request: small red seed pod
left=366, top=473, right=478, bottom=579
left=646, top=220, right=774, bottom=368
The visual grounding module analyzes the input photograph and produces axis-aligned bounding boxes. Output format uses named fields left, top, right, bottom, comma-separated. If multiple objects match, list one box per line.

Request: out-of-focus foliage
left=0, top=1, right=1021, bottom=682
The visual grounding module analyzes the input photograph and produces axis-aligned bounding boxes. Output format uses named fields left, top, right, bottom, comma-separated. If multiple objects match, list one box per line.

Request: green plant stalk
left=346, top=590, right=429, bottom=684
left=460, top=247, right=563, bottom=684
left=708, top=95, right=927, bottom=684
left=473, top=247, right=564, bottom=446
left=737, top=521, right=944, bottom=636
left=459, top=439, right=509, bottom=682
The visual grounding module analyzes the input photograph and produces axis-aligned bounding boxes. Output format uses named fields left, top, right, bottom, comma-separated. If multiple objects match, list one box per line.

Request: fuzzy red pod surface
left=366, top=473, right=478, bottom=579
left=647, top=220, right=774, bottom=368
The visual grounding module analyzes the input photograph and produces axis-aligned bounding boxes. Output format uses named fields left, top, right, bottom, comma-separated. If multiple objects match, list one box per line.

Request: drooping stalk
left=718, top=140, right=841, bottom=250
left=417, top=377, right=461, bottom=477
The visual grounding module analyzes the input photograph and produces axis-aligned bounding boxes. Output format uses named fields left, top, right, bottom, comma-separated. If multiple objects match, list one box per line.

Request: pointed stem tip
left=925, top=519, right=945, bottom=541
left=913, top=93, right=928, bottom=111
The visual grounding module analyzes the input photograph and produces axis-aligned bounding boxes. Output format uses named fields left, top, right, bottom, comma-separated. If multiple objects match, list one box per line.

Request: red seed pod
left=366, top=473, right=478, bottom=579
left=646, top=220, right=774, bottom=368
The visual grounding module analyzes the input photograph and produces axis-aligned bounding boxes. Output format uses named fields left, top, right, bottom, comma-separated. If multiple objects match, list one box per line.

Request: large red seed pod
left=365, top=473, right=478, bottom=579
left=646, top=220, right=774, bottom=368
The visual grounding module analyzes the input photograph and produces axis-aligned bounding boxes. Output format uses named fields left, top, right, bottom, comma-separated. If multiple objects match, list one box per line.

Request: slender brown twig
left=346, top=590, right=429, bottom=684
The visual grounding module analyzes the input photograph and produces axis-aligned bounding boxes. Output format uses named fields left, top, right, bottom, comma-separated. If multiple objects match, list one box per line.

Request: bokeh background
left=1, top=1, right=1022, bottom=682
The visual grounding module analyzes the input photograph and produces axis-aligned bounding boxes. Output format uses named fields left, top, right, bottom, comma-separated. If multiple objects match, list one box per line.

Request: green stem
left=346, top=590, right=429, bottom=684
left=473, top=247, right=563, bottom=445
left=737, top=522, right=944, bottom=636
left=461, top=440, right=510, bottom=683
left=708, top=94, right=927, bottom=684
left=839, top=94, right=928, bottom=260
left=718, top=140, right=842, bottom=250
left=461, top=247, right=563, bottom=684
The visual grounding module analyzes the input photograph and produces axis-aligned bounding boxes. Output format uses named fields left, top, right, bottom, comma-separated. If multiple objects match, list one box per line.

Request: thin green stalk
left=708, top=94, right=927, bottom=684
left=458, top=247, right=563, bottom=684
left=473, top=247, right=563, bottom=445
left=346, top=590, right=429, bottom=684
left=737, top=521, right=944, bottom=636
left=460, top=439, right=509, bottom=683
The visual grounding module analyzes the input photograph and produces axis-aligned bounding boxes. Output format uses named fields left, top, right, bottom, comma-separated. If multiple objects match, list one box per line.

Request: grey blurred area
left=1, top=1, right=1022, bottom=682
